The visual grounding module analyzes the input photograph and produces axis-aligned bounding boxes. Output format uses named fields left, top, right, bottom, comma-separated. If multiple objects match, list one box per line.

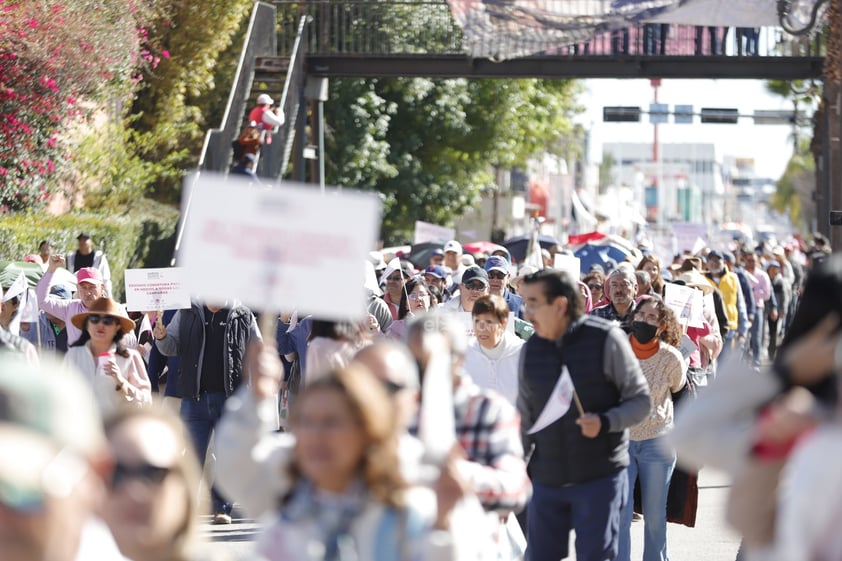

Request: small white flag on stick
left=2, top=272, right=28, bottom=302
left=528, top=365, right=577, bottom=434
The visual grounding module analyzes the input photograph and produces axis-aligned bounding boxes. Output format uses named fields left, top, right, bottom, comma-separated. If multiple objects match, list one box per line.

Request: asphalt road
left=197, top=468, right=740, bottom=561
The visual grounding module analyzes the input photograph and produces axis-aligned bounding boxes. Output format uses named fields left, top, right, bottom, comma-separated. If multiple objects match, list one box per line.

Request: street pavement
left=198, top=468, right=740, bottom=560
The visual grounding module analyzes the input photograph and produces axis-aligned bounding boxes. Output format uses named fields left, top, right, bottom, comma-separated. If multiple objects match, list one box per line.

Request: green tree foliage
left=771, top=138, right=815, bottom=227
left=325, top=77, right=581, bottom=243
left=129, top=0, right=254, bottom=201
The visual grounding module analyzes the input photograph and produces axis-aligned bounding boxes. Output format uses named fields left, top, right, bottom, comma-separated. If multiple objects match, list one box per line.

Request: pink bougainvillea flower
left=161, top=50, right=170, bottom=59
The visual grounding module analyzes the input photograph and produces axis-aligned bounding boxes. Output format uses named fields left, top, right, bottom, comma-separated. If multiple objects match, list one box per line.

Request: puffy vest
left=521, top=315, right=628, bottom=486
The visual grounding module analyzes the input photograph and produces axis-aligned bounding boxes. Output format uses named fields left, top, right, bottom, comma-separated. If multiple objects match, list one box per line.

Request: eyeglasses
left=588, top=284, right=603, bottom=291
left=520, top=301, right=552, bottom=315
left=408, top=292, right=429, bottom=301
left=382, top=380, right=407, bottom=394
left=463, top=282, right=487, bottom=291
left=111, top=461, right=172, bottom=490
left=386, top=275, right=405, bottom=282
left=488, top=271, right=507, bottom=280
left=88, top=315, right=119, bottom=326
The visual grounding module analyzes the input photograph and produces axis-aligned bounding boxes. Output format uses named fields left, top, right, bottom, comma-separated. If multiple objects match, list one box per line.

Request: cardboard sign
left=179, top=174, right=381, bottom=320
left=414, top=220, right=455, bottom=244
left=663, top=282, right=704, bottom=329
left=124, top=268, right=191, bottom=312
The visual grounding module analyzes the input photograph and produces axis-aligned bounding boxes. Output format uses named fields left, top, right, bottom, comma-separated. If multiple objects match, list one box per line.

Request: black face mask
left=632, top=321, right=659, bottom=344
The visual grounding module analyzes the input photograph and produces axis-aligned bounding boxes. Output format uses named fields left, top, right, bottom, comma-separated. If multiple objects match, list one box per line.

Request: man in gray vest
left=517, top=269, right=650, bottom=561
left=153, top=300, right=261, bottom=525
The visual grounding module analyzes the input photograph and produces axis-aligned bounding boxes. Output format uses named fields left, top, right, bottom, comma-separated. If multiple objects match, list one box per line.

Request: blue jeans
left=526, top=469, right=628, bottom=561
left=181, top=392, right=232, bottom=515
left=617, top=437, right=676, bottom=561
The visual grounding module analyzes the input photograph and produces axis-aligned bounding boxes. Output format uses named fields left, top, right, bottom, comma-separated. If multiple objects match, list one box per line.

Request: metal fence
left=198, top=2, right=278, bottom=173
left=257, top=16, right=309, bottom=180
left=270, top=0, right=825, bottom=59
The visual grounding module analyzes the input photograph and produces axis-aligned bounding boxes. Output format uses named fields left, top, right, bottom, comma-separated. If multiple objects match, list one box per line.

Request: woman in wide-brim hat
left=64, top=297, right=152, bottom=409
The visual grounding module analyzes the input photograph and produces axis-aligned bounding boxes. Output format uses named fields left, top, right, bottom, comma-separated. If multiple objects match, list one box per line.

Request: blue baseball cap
left=424, top=265, right=447, bottom=279
left=484, top=255, right=509, bottom=274
left=431, top=249, right=445, bottom=257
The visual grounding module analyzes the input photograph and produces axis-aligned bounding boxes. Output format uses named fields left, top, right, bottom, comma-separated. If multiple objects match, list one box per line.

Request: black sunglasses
left=111, top=461, right=171, bottom=490
left=588, top=284, right=603, bottom=291
left=488, top=271, right=507, bottom=280
left=464, top=282, right=487, bottom=291
left=88, top=315, right=119, bottom=326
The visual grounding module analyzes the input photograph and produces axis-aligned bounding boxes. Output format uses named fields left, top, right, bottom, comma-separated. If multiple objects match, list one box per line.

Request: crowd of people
left=1, top=229, right=840, bottom=561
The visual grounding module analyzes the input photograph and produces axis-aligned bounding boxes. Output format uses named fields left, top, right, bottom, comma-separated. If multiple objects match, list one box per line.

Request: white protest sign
left=553, top=254, right=582, bottom=278
left=449, top=311, right=515, bottom=339
left=663, top=282, right=704, bottom=328
left=124, top=268, right=191, bottom=312
left=414, top=221, right=455, bottom=244
left=671, top=222, right=707, bottom=255
left=179, top=174, right=381, bottom=320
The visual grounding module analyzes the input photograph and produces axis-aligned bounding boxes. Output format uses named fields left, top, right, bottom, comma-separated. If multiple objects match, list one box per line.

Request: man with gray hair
left=591, top=263, right=639, bottom=333
left=518, top=268, right=650, bottom=561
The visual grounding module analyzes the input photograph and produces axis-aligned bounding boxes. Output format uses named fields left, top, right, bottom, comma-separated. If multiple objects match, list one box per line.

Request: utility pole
left=828, top=0, right=842, bottom=251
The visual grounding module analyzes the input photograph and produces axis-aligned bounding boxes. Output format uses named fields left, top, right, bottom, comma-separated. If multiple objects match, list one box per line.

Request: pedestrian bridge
left=273, top=0, right=825, bottom=80
left=198, top=0, right=827, bottom=180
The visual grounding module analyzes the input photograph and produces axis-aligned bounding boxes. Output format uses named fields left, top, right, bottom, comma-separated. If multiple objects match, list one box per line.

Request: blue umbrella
left=573, top=244, right=628, bottom=275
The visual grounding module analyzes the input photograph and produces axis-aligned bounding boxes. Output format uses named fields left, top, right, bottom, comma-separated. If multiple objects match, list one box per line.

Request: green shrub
left=0, top=199, right=179, bottom=301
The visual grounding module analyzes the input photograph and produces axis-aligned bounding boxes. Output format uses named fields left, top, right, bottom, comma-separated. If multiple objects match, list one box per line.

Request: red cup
left=97, top=352, right=114, bottom=375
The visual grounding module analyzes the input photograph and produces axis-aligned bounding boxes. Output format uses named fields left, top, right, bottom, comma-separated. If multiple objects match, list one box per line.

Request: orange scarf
left=630, top=335, right=659, bottom=359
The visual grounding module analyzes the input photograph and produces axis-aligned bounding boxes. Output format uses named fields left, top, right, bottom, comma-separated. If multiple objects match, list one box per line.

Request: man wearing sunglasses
left=484, top=256, right=523, bottom=319
left=0, top=355, right=125, bottom=561
left=441, top=265, right=489, bottom=313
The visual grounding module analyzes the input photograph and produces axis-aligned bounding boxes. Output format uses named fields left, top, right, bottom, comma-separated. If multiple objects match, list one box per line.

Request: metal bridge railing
left=271, top=0, right=825, bottom=59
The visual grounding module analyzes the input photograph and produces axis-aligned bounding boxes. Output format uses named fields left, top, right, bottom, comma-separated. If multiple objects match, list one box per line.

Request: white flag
left=20, top=288, right=39, bottom=323
left=524, top=228, right=545, bottom=271
left=528, top=365, right=576, bottom=434
left=2, top=272, right=28, bottom=302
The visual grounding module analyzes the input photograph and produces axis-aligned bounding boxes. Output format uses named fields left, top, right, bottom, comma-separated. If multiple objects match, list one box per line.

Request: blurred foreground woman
left=102, top=406, right=205, bottom=561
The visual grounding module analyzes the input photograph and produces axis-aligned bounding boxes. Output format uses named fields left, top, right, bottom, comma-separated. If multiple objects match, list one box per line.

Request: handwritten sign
left=124, top=268, right=190, bottom=312
left=178, top=174, right=381, bottom=320
left=663, top=282, right=704, bottom=329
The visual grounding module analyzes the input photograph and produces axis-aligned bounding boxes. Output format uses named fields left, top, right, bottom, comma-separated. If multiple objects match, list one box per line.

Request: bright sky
left=577, top=78, right=803, bottom=179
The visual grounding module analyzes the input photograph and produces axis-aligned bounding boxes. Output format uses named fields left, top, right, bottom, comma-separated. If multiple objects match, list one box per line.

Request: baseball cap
left=461, top=266, right=488, bottom=287
left=431, top=248, right=445, bottom=257
left=766, top=260, right=782, bottom=270
left=76, top=232, right=91, bottom=240
left=76, top=267, right=103, bottom=286
left=424, top=265, right=447, bottom=279
left=484, top=255, right=509, bottom=274
left=706, top=250, right=724, bottom=260
left=722, top=251, right=736, bottom=264
left=256, top=93, right=274, bottom=105
left=444, top=240, right=462, bottom=254
left=49, top=284, right=72, bottom=300
left=0, top=355, right=105, bottom=511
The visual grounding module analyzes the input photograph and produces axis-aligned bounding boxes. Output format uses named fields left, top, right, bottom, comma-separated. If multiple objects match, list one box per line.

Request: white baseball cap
left=257, top=93, right=274, bottom=105
left=444, top=240, right=462, bottom=254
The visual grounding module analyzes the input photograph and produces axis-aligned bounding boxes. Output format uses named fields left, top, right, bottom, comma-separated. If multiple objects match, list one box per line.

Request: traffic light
left=700, top=107, right=739, bottom=124
left=603, top=106, right=641, bottom=122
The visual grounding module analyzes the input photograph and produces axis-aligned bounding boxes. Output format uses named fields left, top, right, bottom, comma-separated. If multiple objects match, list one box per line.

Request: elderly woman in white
left=462, top=295, right=523, bottom=405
